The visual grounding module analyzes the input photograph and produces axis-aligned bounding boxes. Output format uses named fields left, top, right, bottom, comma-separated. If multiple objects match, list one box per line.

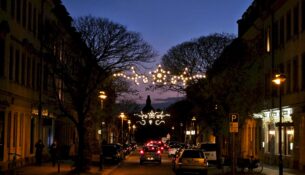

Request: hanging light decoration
left=134, top=110, right=170, bottom=126
left=113, top=66, right=148, bottom=85
left=149, top=64, right=171, bottom=85
left=113, top=65, right=205, bottom=86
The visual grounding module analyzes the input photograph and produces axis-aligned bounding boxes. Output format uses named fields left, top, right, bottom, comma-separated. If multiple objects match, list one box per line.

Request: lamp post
left=98, top=91, right=107, bottom=142
left=119, top=113, right=126, bottom=144
left=192, top=116, right=196, bottom=145
left=272, top=73, right=286, bottom=175
left=132, top=124, right=136, bottom=142
left=98, top=91, right=106, bottom=170
left=99, top=91, right=107, bottom=109
left=128, top=120, right=131, bottom=143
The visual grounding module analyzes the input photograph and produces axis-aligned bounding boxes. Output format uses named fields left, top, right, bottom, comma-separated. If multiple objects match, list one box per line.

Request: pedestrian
left=50, top=141, right=58, bottom=166
left=35, top=139, right=44, bottom=166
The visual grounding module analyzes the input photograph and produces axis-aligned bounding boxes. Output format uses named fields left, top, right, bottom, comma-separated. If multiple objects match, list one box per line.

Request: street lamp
left=99, top=91, right=107, bottom=109
left=132, top=124, right=136, bottom=142
left=272, top=73, right=286, bottom=175
left=119, top=113, right=126, bottom=144
left=191, top=116, right=196, bottom=145
left=128, top=120, right=131, bottom=143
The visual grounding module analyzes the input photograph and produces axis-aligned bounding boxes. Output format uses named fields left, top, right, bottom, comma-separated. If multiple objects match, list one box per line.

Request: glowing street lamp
left=99, top=91, right=107, bottom=109
left=119, top=113, right=126, bottom=143
left=272, top=73, right=286, bottom=175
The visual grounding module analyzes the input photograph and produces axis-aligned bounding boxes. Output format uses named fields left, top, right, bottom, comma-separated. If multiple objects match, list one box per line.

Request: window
left=286, top=61, right=291, bottom=93
left=301, top=1, right=305, bottom=31
left=0, top=39, right=4, bottom=76
left=27, top=2, right=32, bottom=31
left=7, top=112, right=11, bottom=148
left=266, top=27, right=271, bottom=52
left=302, top=53, right=305, bottom=90
left=279, top=17, right=284, bottom=45
left=9, top=46, right=14, bottom=80
left=15, top=49, right=20, bottom=83
left=32, top=59, right=36, bottom=89
left=273, top=21, right=279, bottom=49
left=43, top=65, right=48, bottom=90
left=293, top=4, right=299, bottom=36
left=268, top=124, right=275, bottom=154
left=33, top=7, right=36, bottom=35
left=22, top=0, right=27, bottom=28
left=292, top=57, right=299, bottom=92
left=19, top=113, right=23, bottom=146
left=27, top=56, right=31, bottom=87
left=13, top=112, right=17, bottom=147
left=21, top=53, right=25, bottom=85
left=286, top=10, right=292, bottom=41
left=0, top=0, right=7, bottom=11
left=10, top=0, right=15, bottom=18
left=30, top=117, right=35, bottom=154
left=16, top=0, right=21, bottom=23
left=0, top=112, right=4, bottom=160
left=285, top=127, right=294, bottom=155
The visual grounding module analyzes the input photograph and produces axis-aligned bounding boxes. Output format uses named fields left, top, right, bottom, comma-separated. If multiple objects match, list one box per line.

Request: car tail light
left=161, top=147, right=164, bottom=150
left=140, top=150, right=144, bottom=154
left=157, top=150, right=161, bottom=154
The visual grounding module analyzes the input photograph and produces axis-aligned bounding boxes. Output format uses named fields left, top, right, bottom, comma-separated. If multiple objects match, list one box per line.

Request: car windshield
left=182, top=150, right=204, bottom=158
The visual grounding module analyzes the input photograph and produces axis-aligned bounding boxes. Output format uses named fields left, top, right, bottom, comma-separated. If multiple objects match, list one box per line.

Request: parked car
left=102, top=144, right=124, bottom=163
left=140, top=146, right=161, bottom=165
left=198, top=143, right=217, bottom=165
left=172, top=149, right=208, bottom=175
left=168, top=144, right=182, bottom=157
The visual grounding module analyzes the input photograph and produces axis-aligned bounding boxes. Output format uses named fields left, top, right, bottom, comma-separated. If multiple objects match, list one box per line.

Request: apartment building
left=238, top=0, right=305, bottom=170
left=0, top=0, right=77, bottom=169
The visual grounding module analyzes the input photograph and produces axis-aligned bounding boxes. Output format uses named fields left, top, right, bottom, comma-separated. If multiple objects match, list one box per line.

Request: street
left=106, top=148, right=230, bottom=175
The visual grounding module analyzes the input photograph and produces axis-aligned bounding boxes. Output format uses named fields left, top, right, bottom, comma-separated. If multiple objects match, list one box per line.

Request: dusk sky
left=61, top=0, right=253, bottom=106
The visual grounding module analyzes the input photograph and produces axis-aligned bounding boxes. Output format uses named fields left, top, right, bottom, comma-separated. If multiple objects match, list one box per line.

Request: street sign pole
left=229, top=113, right=239, bottom=175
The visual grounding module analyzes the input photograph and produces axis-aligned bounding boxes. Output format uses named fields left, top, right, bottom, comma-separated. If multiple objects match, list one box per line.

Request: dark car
left=102, top=144, right=123, bottom=163
left=140, top=146, right=161, bottom=165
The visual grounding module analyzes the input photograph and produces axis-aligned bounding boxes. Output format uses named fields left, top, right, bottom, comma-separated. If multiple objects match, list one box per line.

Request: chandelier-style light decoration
left=113, top=65, right=205, bottom=86
left=134, top=110, right=170, bottom=126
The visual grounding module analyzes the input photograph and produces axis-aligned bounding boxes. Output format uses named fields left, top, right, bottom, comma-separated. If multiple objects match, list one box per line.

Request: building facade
left=238, top=0, right=305, bottom=170
left=0, top=0, right=78, bottom=169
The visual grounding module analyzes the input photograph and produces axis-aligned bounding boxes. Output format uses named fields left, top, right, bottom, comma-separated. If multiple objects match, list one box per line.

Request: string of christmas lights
left=134, top=110, right=170, bottom=126
left=113, top=65, right=205, bottom=86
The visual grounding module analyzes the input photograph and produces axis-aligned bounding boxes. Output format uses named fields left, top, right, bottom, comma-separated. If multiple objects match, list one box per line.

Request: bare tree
left=46, top=14, right=155, bottom=172
left=160, top=33, right=234, bottom=92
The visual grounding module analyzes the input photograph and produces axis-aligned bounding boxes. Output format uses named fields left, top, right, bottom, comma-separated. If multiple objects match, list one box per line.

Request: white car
left=168, top=144, right=182, bottom=157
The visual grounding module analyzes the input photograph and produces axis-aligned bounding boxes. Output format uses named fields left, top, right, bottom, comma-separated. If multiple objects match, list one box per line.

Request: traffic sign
left=229, top=113, right=239, bottom=133
left=230, top=113, right=239, bottom=122
left=229, top=122, right=238, bottom=133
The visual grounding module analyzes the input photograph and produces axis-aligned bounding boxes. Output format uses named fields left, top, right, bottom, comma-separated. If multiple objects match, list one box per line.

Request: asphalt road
left=106, top=149, right=225, bottom=175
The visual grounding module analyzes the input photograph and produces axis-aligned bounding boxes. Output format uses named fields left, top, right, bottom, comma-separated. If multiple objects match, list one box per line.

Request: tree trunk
left=75, top=122, right=87, bottom=173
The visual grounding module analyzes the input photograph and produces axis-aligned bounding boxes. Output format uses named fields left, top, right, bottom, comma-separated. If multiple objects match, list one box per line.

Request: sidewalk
left=14, top=161, right=116, bottom=175
left=218, top=165, right=305, bottom=175
left=262, top=165, right=305, bottom=175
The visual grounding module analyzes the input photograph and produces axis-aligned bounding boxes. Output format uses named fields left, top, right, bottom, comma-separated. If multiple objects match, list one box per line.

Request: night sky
left=61, top=0, right=253, bottom=106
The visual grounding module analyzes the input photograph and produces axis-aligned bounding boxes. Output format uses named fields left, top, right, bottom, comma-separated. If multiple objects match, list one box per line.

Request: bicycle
left=8, top=152, right=22, bottom=175
left=237, top=156, right=263, bottom=174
